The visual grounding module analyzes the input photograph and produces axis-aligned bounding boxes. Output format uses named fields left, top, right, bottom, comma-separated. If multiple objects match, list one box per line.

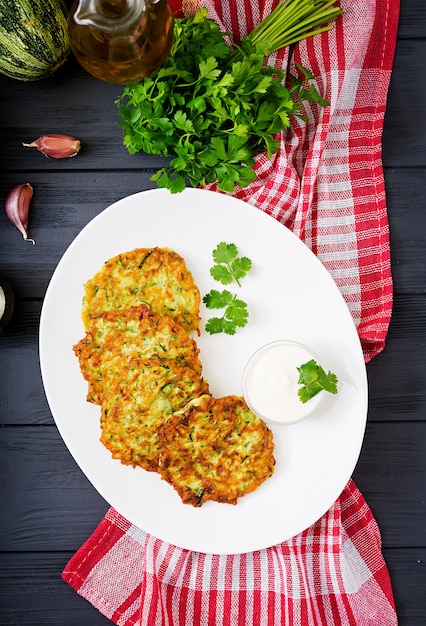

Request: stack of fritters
left=74, top=246, right=275, bottom=507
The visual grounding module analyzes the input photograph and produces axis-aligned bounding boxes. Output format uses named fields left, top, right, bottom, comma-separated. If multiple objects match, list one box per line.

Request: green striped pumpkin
left=0, top=0, right=70, bottom=81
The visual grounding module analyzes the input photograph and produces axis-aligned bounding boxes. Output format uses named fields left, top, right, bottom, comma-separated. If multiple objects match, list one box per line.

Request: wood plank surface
left=0, top=422, right=425, bottom=550
left=0, top=553, right=111, bottom=626
left=1, top=0, right=426, bottom=624
left=1, top=291, right=425, bottom=426
left=1, top=167, right=426, bottom=299
left=0, top=42, right=426, bottom=169
left=0, top=549, right=425, bottom=625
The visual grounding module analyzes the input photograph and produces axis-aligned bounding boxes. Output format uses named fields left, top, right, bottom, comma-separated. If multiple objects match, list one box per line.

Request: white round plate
left=39, top=188, right=367, bottom=554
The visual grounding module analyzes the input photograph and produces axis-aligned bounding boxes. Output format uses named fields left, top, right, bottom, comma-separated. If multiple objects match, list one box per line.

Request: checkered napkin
left=62, top=0, right=399, bottom=624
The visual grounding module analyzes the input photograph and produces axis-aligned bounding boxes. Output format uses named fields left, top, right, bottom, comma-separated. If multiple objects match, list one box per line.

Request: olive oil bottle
left=68, top=0, right=174, bottom=84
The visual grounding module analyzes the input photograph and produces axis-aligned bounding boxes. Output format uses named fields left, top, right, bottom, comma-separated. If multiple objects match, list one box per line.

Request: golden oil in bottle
left=68, top=0, right=174, bottom=84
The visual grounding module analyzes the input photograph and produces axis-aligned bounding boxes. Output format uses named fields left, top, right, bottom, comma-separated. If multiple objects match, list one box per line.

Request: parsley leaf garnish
left=203, top=290, right=249, bottom=335
left=210, top=242, right=252, bottom=287
left=203, top=244, right=252, bottom=334
left=297, top=360, right=339, bottom=403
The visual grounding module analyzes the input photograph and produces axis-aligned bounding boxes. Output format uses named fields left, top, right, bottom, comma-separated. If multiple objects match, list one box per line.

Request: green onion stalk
left=234, top=0, right=344, bottom=59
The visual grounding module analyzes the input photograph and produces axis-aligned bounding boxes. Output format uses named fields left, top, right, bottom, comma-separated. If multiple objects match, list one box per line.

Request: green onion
left=237, top=0, right=344, bottom=57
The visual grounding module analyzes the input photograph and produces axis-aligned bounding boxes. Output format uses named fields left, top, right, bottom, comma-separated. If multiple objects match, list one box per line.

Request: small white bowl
left=242, top=340, right=323, bottom=425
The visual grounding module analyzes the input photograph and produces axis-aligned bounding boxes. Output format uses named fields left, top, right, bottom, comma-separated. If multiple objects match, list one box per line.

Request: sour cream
left=242, top=340, right=322, bottom=425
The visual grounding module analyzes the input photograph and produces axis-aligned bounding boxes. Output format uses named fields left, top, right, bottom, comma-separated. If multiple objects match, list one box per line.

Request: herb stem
left=236, top=0, right=343, bottom=58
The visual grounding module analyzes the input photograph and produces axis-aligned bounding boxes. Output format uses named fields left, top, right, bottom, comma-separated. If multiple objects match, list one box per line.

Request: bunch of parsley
left=116, top=7, right=330, bottom=194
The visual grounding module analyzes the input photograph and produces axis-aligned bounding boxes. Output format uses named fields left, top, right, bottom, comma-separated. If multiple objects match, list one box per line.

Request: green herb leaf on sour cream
left=297, top=360, right=338, bottom=403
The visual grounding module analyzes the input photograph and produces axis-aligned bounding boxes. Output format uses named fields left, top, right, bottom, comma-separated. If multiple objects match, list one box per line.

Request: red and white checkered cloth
left=63, top=0, right=399, bottom=624
left=64, top=480, right=394, bottom=625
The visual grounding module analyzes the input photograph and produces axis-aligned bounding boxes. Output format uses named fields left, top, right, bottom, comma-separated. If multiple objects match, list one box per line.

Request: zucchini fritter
left=100, top=359, right=210, bottom=472
left=81, top=247, right=200, bottom=334
left=158, top=395, right=275, bottom=507
left=74, top=304, right=202, bottom=404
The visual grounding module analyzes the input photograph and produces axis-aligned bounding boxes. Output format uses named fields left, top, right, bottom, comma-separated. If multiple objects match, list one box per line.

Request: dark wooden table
left=1, top=2, right=425, bottom=624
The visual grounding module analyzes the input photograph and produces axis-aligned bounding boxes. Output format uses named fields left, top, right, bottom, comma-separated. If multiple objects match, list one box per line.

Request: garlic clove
left=22, top=134, right=81, bottom=159
left=5, top=183, right=35, bottom=244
